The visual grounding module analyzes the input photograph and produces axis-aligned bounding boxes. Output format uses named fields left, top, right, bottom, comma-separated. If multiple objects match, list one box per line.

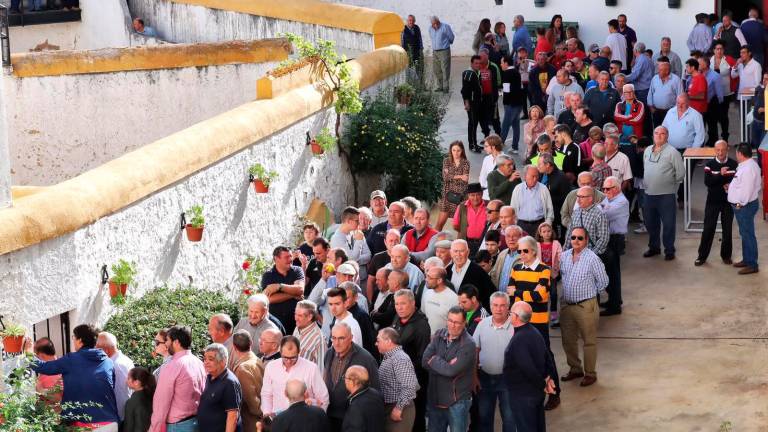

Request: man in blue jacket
left=28, top=323, right=120, bottom=429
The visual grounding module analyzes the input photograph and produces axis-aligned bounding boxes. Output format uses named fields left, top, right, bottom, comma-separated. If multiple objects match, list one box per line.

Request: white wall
left=6, top=60, right=277, bottom=186
left=0, top=73, right=400, bottom=329
left=128, top=0, right=375, bottom=57
left=9, top=0, right=134, bottom=52
left=334, top=0, right=710, bottom=57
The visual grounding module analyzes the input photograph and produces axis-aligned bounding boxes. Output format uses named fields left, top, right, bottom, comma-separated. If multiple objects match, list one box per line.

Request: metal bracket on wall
left=100, top=264, right=109, bottom=285
left=180, top=212, right=187, bottom=230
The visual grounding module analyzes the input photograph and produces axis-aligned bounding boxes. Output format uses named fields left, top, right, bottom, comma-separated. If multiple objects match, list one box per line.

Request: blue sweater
left=32, top=348, right=119, bottom=424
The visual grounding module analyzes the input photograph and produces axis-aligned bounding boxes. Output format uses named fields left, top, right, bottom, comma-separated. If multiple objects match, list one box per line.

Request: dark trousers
left=467, top=103, right=482, bottom=149
left=651, top=108, right=669, bottom=129
left=532, top=323, right=560, bottom=396
left=697, top=200, right=733, bottom=261
left=603, top=234, right=625, bottom=312
left=413, top=368, right=428, bottom=432
left=704, top=97, right=720, bottom=146
left=549, top=278, right=559, bottom=312
left=718, top=95, right=732, bottom=141
left=643, top=193, right=677, bottom=255
left=479, top=95, right=499, bottom=137
left=518, top=219, right=544, bottom=239
left=509, top=394, right=546, bottom=432
left=329, top=417, right=343, bottom=432
left=477, top=371, right=515, bottom=432
left=636, top=89, right=652, bottom=138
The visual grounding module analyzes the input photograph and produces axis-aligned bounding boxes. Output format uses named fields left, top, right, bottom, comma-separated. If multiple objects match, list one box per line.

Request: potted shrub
left=108, top=259, right=137, bottom=305
left=248, top=163, right=278, bottom=193
left=184, top=205, right=205, bottom=242
left=310, top=127, right=337, bottom=156
left=1, top=322, right=25, bottom=353
left=395, top=83, right=416, bottom=105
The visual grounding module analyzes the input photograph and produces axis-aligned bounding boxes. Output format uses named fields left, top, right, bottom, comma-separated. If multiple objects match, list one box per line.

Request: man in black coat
left=504, top=302, right=555, bottom=432
left=695, top=140, right=738, bottom=266
left=462, top=55, right=484, bottom=152
left=271, top=379, right=329, bottom=432
left=446, top=240, right=495, bottom=310
left=342, top=366, right=385, bottom=432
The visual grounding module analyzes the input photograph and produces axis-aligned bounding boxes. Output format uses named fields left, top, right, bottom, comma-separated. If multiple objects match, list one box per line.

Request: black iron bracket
left=100, top=264, right=109, bottom=285
left=180, top=212, right=187, bottom=230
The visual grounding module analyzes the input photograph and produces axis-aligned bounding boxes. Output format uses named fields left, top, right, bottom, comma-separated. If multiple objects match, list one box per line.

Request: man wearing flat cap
left=452, top=182, right=487, bottom=257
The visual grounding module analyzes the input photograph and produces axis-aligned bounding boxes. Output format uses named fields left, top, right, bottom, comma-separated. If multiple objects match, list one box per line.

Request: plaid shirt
left=559, top=248, right=609, bottom=303
left=378, top=346, right=420, bottom=409
left=565, top=204, right=610, bottom=255
left=590, top=162, right=613, bottom=190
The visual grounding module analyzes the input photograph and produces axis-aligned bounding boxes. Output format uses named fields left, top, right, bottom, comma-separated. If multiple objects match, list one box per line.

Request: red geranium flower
left=243, top=289, right=252, bottom=296
left=242, top=261, right=251, bottom=271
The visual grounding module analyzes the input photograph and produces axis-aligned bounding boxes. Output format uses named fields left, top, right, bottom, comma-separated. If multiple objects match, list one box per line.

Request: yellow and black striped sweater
left=509, top=262, right=551, bottom=325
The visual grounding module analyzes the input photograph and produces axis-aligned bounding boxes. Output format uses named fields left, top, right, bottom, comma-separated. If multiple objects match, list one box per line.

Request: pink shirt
left=150, top=350, right=207, bottom=432
left=260, top=357, right=329, bottom=415
left=453, top=200, right=487, bottom=240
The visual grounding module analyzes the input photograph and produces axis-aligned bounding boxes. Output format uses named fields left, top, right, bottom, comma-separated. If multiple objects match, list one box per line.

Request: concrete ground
left=426, top=57, right=768, bottom=430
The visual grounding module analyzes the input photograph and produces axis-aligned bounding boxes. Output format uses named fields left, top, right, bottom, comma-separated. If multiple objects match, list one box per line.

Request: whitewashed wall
left=0, top=73, right=400, bottom=329
left=7, top=60, right=277, bottom=186
left=334, top=0, right=710, bottom=58
left=128, top=0, right=375, bottom=57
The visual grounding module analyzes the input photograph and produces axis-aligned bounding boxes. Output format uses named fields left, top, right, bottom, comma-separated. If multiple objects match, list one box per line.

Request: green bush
left=103, top=285, right=240, bottom=369
left=343, top=84, right=445, bottom=202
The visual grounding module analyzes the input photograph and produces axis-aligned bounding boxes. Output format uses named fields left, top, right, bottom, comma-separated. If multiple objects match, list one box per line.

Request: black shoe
left=664, top=254, right=675, bottom=261
left=600, top=309, right=622, bottom=316
left=599, top=301, right=609, bottom=308
left=694, top=258, right=705, bottom=266
left=643, top=249, right=660, bottom=258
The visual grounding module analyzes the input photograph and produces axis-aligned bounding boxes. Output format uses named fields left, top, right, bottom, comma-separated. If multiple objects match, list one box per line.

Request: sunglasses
left=517, top=249, right=530, bottom=254
left=602, top=186, right=616, bottom=191
left=571, top=236, right=585, bottom=241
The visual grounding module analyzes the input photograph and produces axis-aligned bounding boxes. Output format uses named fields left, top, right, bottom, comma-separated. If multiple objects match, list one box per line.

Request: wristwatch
left=278, top=283, right=283, bottom=293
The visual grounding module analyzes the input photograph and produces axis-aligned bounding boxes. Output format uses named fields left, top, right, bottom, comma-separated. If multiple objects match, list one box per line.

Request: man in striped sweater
left=507, top=236, right=561, bottom=410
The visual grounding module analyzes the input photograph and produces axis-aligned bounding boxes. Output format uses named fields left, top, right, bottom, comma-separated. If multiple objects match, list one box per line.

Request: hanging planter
left=248, top=163, right=278, bottom=194
left=605, top=0, right=617, bottom=5
left=308, top=127, right=337, bottom=156
left=103, top=259, right=137, bottom=305
left=667, top=0, right=680, bottom=7
left=1, top=322, right=26, bottom=353
left=534, top=0, right=545, bottom=6
left=182, top=205, right=205, bottom=242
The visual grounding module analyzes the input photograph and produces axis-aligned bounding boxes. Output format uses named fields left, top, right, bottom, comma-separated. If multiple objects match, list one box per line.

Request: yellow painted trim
left=171, top=0, right=403, bottom=45
left=11, top=39, right=291, bottom=78
left=0, top=46, right=407, bottom=256
left=11, top=186, right=46, bottom=200
left=256, top=60, right=326, bottom=100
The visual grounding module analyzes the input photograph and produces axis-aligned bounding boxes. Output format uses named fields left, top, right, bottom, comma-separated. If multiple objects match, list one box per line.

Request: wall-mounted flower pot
left=108, top=280, right=128, bottom=298
left=494, top=0, right=503, bottom=4
left=397, top=94, right=413, bottom=105
left=253, top=180, right=269, bottom=193
left=185, top=224, right=204, bottom=242
left=310, top=139, right=324, bottom=155
left=534, top=0, right=545, bottom=6
left=605, top=0, right=617, bottom=5
left=2, top=335, right=24, bottom=353
left=668, top=0, right=680, bottom=8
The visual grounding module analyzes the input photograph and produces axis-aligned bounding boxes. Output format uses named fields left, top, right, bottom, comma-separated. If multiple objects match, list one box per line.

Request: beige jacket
left=232, top=351, right=265, bottom=432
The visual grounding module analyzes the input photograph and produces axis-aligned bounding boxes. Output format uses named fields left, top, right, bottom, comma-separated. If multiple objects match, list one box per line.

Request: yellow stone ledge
left=172, top=0, right=403, bottom=48
left=0, top=46, right=407, bottom=256
left=11, top=39, right=291, bottom=78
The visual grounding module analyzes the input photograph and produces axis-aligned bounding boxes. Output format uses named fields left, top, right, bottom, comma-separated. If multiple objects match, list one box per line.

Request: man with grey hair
left=625, top=41, right=653, bottom=108
left=385, top=244, right=425, bottom=290
left=234, top=293, right=281, bottom=355
left=293, top=299, right=325, bottom=366
left=561, top=171, right=605, bottom=229
left=447, top=239, right=495, bottom=310
left=199, top=343, right=242, bottom=432
left=415, top=256, right=450, bottom=308
left=208, top=313, right=234, bottom=350
left=367, top=201, right=412, bottom=255
left=229, top=330, right=264, bottom=432
left=487, top=153, right=521, bottom=203
left=603, top=133, right=633, bottom=192
left=565, top=186, right=610, bottom=256
left=429, top=16, right=455, bottom=93
left=536, top=152, right=571, bottom=238
left=510, top=164, right=554, bottom=237
left=490, top=224, right=524, bottom=290
left=96, top=332, right=135, bottom=421
left=652, top=37, right=683, bottom=78
left=590, top=142, right=613, bottom=188
left=270, top=379, right=329, bottom=432
left=376, top=327, right=419, bottom=430
left=600, top=176, right=629, bottom=316
left=584, top=71, right=621, bottom=127
left=648, top=57, right=683, bottom=128
left=512, top=14, right=533, bottom=56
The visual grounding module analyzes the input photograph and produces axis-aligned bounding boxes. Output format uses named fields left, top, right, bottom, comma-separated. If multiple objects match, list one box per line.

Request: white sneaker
left=512, top=149, right=519, bottom=154
left=633, top=225, right=647, bottom=234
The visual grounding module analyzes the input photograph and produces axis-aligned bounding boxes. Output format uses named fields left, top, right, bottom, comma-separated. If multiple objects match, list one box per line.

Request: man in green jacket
left=487, top=154, right=521, bottom=203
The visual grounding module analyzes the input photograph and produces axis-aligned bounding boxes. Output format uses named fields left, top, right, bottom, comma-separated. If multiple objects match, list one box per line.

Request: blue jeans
left=643, top=193, right=677, bottom=254
left=167, top=418, right=199, bottom=432
left=427, top=398, right=471, bottom=432
left=509, top=394, right=546, bottom=432
left=733, top=200, right=759, bottom=268
left=477, top=372, right=515, bottom=432
left=501, top=104, right=522, bottom=150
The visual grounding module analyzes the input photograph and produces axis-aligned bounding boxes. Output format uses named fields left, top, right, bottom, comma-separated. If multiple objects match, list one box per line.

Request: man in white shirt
left=606, top=19, right=627, bottom=71
left=727, top=144, right=762, bottom=275
left=604, top=135, right=633, bottom=192
left=326, top=287, right=363, bottom=346
left=96, top=332, right=135, bottom=421
left=421, top=266, right=459, bottom=334
left=731, top=45, right=763, bottom=98
left=384, top=244, right=425, bottom=289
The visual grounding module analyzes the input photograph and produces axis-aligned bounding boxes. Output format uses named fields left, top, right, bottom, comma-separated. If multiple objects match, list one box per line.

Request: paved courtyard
left=431, top=57, right=768, bottom=430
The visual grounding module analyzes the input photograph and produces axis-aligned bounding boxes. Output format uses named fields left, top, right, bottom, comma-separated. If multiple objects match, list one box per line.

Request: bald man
left=270, top=379, right=330, bottom=432
left=96, top=332, right=134, bottom=421
left=342, top=365, right=386, bottom=432
left=695, top=140, right=737, bottom=266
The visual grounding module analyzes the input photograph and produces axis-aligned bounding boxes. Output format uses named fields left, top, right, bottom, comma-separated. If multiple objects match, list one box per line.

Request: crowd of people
left=16, top=7, right=767, bottom=432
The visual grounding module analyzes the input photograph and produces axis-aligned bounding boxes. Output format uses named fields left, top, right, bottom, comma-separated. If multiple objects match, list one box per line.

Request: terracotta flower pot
left=2, top=335, right=24, bottom=353
left=185, top=224, right=204, bottom=242
left=397, top=94, right=412, bottom=105
left=310, top=140, right=324, bottom=155
left=253, top=180, right=269, bottom=193
left=108, top=280, right=128, bottom=298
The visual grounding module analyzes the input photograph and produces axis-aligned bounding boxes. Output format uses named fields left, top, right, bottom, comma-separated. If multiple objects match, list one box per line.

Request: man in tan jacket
left=230, top=330, right=265, bottom=431
left=489, top=225, right=524, bottom=290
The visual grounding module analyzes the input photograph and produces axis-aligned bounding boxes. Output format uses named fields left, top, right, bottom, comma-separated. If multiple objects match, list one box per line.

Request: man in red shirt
left=685, top=58, right=708, bottom=114
left=478, top=49, right=501, bottom=138
left=453, top=183, right=487, bottom=257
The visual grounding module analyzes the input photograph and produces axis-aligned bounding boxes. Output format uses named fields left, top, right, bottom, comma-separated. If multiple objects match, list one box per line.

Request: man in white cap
left=370, top=190, right=389, bottom=226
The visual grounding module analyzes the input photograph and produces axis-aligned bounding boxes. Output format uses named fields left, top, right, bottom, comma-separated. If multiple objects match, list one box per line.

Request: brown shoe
left=543, top=394, right=560, bottom=410
left=561, top=371, right=585, bottom=381
left=738, top=267, right=759, bottom=275
left=580, top=375, right=597, bottom=387
left=722, top=258, right=733, bottom=265
left=733, top=261, right=748, bottom=268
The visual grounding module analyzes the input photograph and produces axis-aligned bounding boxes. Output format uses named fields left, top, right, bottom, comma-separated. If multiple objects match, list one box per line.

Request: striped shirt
left=378, top=346, right=420, bottom=409
left=293, top=323, right=325, bottom=367
left=559, top=248, right=609, bottom=304
left=509, top=261, right=551, bottom=324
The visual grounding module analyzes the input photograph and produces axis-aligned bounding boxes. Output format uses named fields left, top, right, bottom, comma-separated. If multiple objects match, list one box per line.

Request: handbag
left=446, top=191, right=464, bottom=205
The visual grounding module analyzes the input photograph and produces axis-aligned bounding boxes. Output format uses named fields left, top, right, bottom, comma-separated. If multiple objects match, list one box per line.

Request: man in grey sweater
left=641, top=126, right=684, bottom=260
left=547, top=69, right=584, bottom=118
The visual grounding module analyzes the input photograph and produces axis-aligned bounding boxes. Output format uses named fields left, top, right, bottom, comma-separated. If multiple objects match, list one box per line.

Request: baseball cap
left=435, top=240, right=453, bottom=249
left=589, top=43, right=600, bottom=53
left=337, top=263, right=357, bottom=276
left=370, top=190, right=386, bottom=200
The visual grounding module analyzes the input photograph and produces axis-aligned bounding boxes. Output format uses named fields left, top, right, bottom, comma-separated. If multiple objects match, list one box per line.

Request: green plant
left=103, top=285, right=240, bottom=369
left=248, top=163, right=279, bottom=187
left=186, top=205, right=205, bottom=228
left=395, top=82, right=416, bottom=100
left=0, top=322, right=26, bottom=337
left=343, top=84, right=446, bottom=202
left=314, top=127, right=337, bottom=153
left=110, top=259, right=137, bottom=286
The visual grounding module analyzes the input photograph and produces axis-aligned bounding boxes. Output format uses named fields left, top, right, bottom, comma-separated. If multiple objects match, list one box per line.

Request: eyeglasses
left=486, top=209, right=499, bottom=214
left=576, top=195, right=590, bottom=199
left=282, top=355, right=299, bottom=361
left=446, top=319, right=464, bottom=326
left=517, top=249, right=530, bottom=254
left=571, top=235, right=585, bottom=241
left=154, top=339, right=165, bottom=346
